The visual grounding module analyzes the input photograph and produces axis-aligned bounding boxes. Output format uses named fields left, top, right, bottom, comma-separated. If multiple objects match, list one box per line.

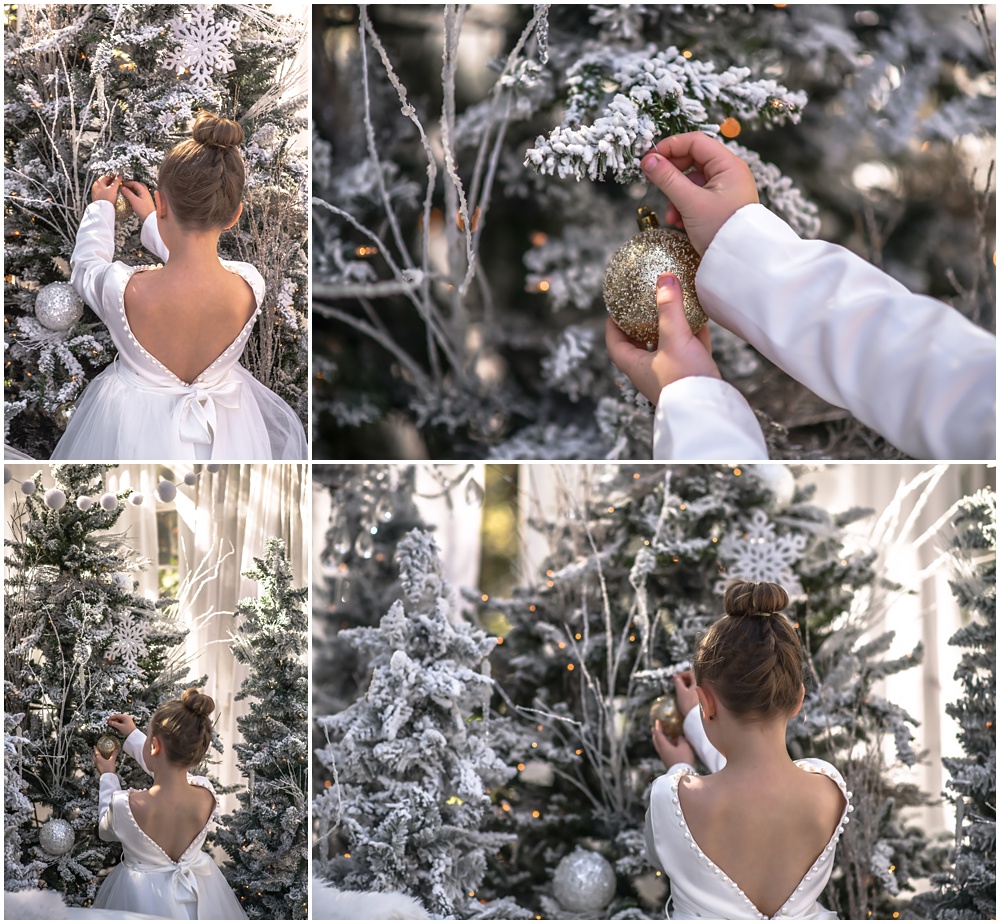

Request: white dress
left=50, top=200, right=307, bottom=460
left=652, top=203, right=996, bottom=460
left=93, top=730, right=246, bottom=920
left=645, top=711, right=853, bottom=920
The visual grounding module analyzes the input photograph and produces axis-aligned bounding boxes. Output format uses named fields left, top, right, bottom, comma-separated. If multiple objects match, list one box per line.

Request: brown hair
left=693, top=581, right=803, bottom=717
left=157, top=111, right=245, bottom=230
left=149, top=688, right=215, bottom=768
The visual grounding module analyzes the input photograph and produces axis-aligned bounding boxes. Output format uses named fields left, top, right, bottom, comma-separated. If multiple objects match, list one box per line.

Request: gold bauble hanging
left=649, top=691, right=684, bottom=739
left=604, top=207, right=707, bottom=347
left=95, top=734, right=121, bottom=759
left=114, top=191, right=132, bottom=221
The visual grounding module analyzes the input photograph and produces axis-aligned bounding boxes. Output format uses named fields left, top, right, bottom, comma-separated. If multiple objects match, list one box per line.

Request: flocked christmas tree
left=476, top=464, right=938, bottom=919
left=3, top=464, right=188, bottom=904
left=313, top=529, right=523, bottom=919
left=312, top=4, right=994, bottom=460
left=912, top=487, right=996, bottom=920
left=217, top=538, right=309, bottom=920
left=4, top=3, right=308, bottom=457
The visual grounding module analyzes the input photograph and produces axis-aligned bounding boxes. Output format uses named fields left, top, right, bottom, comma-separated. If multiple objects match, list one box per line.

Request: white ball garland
left=206, top=464, right=223, bottom=473
left=128, top=493, right=145, bottom=506
left=155, top=481, right=177, bottom=503
left=20, top=480, right=36, bottom=496
left=76, top=496, right=93, bottom=511
left=34, top=282, right=85, bottom=332
left=99, top=492, right=119, bottom=511
left=44, top=488, right=67, bottom=510
left=183, top=472, right=197, bottom=486
left=750, top=463, right=796, bottom=511
left=3, top=466, right=11, bottom=484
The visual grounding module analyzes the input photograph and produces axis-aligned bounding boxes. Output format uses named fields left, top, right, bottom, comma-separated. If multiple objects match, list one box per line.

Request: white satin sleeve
left=652, top=376, right=769, bottom=460
left=98, top=773, right=123, bottom=842
left=123, top=728, right=151, bottom=774
left=69, top=201, right=119, bottom=322
left=696, top=203, right=996, bottom=460
left=683, top=709, right=726, bottom=773
left=140, top=211, right=170, bottom=262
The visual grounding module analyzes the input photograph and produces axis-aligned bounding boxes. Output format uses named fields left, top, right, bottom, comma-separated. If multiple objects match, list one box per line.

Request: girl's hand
left=107, top=714, right=137, bottom=737
left=640, top=132, right=759, bottom=255
left=93, top=747, right=117, bottom=775
left=606, top=273, right=720, bottom=404
left=673, top=670, right=699, bottom=717
left=91, top=175, right=122, bottom=204
left=653, top=722, right=696, bottom=771
left=120, top=181, right=155, bottom=222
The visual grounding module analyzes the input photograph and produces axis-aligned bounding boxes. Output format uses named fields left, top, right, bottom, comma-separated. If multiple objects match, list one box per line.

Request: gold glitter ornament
left=114, top=191, right=132, bottom=221
left=95, top=734, right=121, bottom=759
left=649, top=691, right=684, bottom=739
left=604, top=207, right=707, bottom=347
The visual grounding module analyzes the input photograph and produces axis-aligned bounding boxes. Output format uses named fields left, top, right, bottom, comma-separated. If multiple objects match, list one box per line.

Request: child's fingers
left=695, top=322, right=712, bottom=354
left=655, top=274, right=689, bottom=349
left=649, top=132, right=739, bottom=181
left=642, top=154, right=704, bottom=216
left=605, top=316, right=649, bottom=369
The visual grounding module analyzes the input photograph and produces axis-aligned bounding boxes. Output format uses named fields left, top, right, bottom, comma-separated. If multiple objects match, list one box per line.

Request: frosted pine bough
left=524, top=44, right=820, bottom=237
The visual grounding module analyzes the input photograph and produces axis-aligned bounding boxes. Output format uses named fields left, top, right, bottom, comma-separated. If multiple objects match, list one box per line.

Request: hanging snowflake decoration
left=715, top=508, right=807, bottom=595
left=106, top=611, right=150, bottom=673
left=161, top=6, right=240, bottom=91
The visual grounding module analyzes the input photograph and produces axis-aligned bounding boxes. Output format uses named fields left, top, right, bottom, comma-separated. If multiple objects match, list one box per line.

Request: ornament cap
left=636, top=206, right=660, bottom=232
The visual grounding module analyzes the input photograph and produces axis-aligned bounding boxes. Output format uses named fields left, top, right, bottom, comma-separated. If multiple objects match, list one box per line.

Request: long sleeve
left=123, top=728, right=151, bottom=774
left=683, top=709, right=726, bottom=773
left=70, top=201, right=119, bottom=322
left=652, top=376, right=769, bottom=460
left=140, top=211, right=170, bottom=262
left=98, top=772, right=123, bottom=842
left=695, top=203, right=996, bottom=460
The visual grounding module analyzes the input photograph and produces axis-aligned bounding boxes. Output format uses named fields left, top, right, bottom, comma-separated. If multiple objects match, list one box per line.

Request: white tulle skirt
left=92, top=857, right=247, bottom=920
left=51, top=361, right=306, bottom=461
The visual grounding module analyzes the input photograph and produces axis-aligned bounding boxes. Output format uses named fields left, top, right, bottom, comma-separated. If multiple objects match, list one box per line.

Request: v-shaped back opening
left=120, top=263, right=260, bottom=386
left=126, top=783, right=215, bottom=864
left=673, top=761, right=849, bottom=919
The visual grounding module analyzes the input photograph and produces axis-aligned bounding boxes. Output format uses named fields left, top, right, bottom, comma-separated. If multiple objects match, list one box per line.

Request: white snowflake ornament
left=716, top=509, right=807, bottom=595
left=107, top=611, right=149, bottom=673
left=162, top=6, right=240, bottom=91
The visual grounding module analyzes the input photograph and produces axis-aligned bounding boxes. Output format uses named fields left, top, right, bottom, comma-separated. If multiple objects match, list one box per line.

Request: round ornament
left=99, top=492, right=119, bottom=511
left=750, top=463, right=795, bottom=511
left=38, top=818, right=75, bottom=856
left=34, top=282, right=85, bottom=332
left=552, top=848, right=616, bottom=913
left=21, top=480, right=36, bottom=496
left=183, top=472, right=197, bottom=486
left=4, top=466, right=11, bottom=484
left=206, top=464, right=222, bottom=473
left=95, top=734, right=120, bottom=759
left=604, top=207, right=707, bottom=347
left=129, top=492, right=145, bottom=506
left=155, top=481, right=177, bottom=503
left=76, top=496, right=93, bottom=511
left=44, top=488, right=67, bottom=510
left=649, top=691, right=684, bottom=739
left=115, top=191, right=132, bottom=222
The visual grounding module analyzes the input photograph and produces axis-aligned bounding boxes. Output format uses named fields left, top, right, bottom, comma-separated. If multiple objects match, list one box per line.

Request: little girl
left=607, top=132, right=995, bottom=461
left=52, top=111, right=307, bottom=461
left=645, top=581, right=851, bottom=920
left=91, top=688, right=246, bottom=920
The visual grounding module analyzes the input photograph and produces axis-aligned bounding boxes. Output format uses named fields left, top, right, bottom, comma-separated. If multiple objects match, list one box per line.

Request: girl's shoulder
left=220, top=260, right=265, bottom=308
left=794, top=758, right=848, bottom=795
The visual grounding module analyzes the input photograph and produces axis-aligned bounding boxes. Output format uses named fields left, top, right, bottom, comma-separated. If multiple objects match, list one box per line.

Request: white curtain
left=5, top=463, right=308, bottom=820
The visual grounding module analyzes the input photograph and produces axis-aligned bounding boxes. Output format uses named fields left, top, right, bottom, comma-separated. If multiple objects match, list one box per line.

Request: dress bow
left=170, top=850, right=214, bottom=905
left=176, top=377, right=243, bottom=446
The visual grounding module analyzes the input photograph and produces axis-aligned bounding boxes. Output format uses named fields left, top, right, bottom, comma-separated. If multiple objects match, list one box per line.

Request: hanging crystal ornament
left=354, top=528, right=375, bottom=559
left=603, top=206, right=707, bottom=347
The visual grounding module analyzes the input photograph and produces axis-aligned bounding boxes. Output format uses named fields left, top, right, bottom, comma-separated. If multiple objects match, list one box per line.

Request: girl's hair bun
left=180, top=687, right=215, bottom=718
left=191, top=111, right=244, bottom=149
left=723, top=580, right=790, bottom=619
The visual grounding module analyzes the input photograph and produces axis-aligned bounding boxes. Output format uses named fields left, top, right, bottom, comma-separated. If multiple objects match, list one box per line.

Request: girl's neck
left=715, top=717, right=793, bottom=774
left=150, top=763, right=192, bottom=790
left=164, top=231, right=224, bottom=270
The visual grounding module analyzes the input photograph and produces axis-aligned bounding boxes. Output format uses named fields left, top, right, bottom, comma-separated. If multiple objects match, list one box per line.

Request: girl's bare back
left=123, top=264, right=256, bottom=384
left=678, top=764, right=846, bottom=917
left=128, top=783, right=216, bottom=862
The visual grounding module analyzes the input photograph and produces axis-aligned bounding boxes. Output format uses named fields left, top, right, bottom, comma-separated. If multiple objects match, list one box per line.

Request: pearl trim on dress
left=668, top=759, right=853, bottom=920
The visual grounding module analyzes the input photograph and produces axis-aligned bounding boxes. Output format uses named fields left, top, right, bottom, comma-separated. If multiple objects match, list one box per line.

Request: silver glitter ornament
left=34, top=282, right=85, bottom=332
left=115, top=191, right=132, bottom=221
left=38, top=818, right=75, bottom=856
left=604, top=207, right=707, bottom=347
left=649, top=690, right=684, bottom=739
left=552, top=848, right=616, bottom=913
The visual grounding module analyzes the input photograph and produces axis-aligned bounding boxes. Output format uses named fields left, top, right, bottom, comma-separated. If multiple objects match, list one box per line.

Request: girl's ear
left=224, top=202, right=243, bottom=230
left=149, top=734, right=162, bottom=756
left=696, top=684, right=717, bottom=721
left=789, top=682, right=806, bottom=718
left=154, top=189, right=167, bottom=220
